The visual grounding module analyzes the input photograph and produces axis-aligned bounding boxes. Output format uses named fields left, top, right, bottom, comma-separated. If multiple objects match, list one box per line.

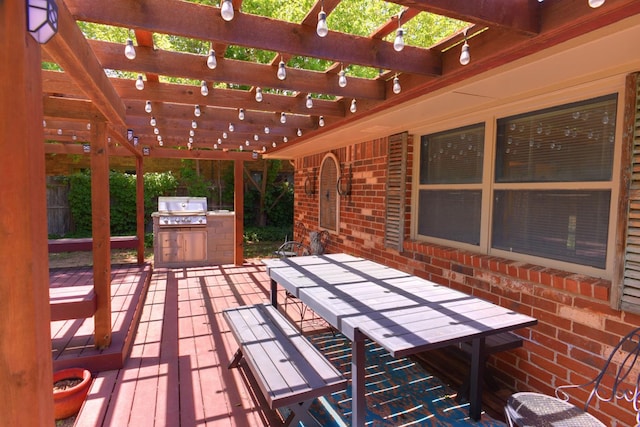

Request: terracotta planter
left=53, top=368, right=91, bottom=420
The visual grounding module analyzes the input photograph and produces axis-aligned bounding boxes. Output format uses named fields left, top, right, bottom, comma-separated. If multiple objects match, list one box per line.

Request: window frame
left=411, top=82, right=625, bottom=279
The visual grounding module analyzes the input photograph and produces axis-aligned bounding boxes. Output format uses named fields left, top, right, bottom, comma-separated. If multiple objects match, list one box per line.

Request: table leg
left=270, top=278, right=278, bottom=307
left=351, top=329, right=366, bottom=426
left=469, top=336, right=486, bottom=421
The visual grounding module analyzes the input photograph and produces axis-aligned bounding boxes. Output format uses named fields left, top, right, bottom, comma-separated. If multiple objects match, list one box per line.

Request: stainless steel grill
left=155, top=196, right=207, bottom=227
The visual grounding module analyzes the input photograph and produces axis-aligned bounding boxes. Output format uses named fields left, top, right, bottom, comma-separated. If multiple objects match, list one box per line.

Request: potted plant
left=53, top=368, right=91, bottom=420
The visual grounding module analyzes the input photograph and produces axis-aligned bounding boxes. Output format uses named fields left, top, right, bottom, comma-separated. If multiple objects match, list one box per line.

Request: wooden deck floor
left=59, top=260, right=507, bottom=426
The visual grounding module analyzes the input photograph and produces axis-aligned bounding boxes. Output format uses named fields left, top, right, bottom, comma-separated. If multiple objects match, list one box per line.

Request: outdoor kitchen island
left=152, top=197, right=235, bottom=268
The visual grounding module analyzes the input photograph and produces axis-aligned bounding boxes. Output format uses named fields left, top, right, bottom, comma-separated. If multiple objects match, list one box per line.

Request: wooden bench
left=223, top=303, right=347, bottom=426
left=50, top=285, right=97, bottom=321
left=48, top=236, right=139, bottom=253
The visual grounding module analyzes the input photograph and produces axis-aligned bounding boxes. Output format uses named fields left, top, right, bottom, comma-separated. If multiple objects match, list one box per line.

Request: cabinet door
left=158, top=231, right=180, bottom=263
left=182, top=230, right=207, bottom=261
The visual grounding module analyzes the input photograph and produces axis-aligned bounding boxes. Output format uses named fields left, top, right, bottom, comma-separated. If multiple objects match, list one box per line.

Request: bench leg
left=228, top=349, right=243, bottom=369
left=283, top=400, right=320, bottom=427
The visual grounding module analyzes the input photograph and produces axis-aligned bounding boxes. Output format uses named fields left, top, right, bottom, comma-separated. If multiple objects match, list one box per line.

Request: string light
left=283, top=136, right=288, bottom=143
left=228, top=123, right=234, bottom=132
left=245, top=140, right=250, bottom=146
left=319, top=116, right=325, bottom=127
left=189, top=129, right=195, bottom=137
left=459, top=30, right=470, bottom=66
left=220, top=0, right=234, bottom=21
left=277, top=58, right=287, bottom=80
left=297, top=128, right=302, bottom=137
left=149, top=117, right=156, bottom=127
left=254, top=134, right=259, bottom=141
left=264, top=126, right=270, bottom=134
left=306, top=94, right=313, bottom=109
left=393, top=75, right=401, bottom=94
left=589, top=0, right=605, bottom=7
left=194, top=105, right=201, bottom=117
left=207, top=49, right=217, bottom=69
left=124, top=38, right=136, bottom=60
left=200, top=80, right=209, bottom=96
left=153, top=127, right=159, bottom=135
left=255, top=87, right=263, bottom=102
left=135, top=74, right=144, bottom=90
left=280, top=112, right=287, bottom=124
left=222, top=131, right=228, bottom=139
left=145, top=101, right=152, bottom=113
left=317, top=3, right=328, bottom=37
left=338, top=67, right=347, bottom=88
left=272, top=141, right=277, bottom=148
left=350, top=99, right=357, bottom=113
left=238, top=108, right=245, bottom=120
left=191, top=120, right=197, bottom=129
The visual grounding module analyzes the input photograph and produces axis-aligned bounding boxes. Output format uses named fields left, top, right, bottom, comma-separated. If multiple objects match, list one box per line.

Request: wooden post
left=0, top=2, right=55, bottom=425
left=234, top=160, right=244, bottom=265
left=91, top=121, right=112, bottom=349
left=136, top=155, right=145, bottom=265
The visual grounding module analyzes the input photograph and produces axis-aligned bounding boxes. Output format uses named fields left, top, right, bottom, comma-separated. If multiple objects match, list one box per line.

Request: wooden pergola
left=3, top=0, right=640, bottom=425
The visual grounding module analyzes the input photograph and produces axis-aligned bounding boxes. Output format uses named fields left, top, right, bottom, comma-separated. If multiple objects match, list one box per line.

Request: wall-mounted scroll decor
left=337, top=163, right=352, bottom=197
left=304, top=168, right=316, bottom=196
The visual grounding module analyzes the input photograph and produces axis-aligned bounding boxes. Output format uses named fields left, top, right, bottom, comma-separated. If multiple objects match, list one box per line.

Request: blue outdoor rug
left=301, top=331, right=506, bottom=427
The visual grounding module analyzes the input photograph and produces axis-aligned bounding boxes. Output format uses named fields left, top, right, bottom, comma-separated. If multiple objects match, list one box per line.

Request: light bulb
left=264, top=126, right=270, bottom=134
left=214, top=144, right=218, bottom=149
left=238, top=108, right=245, bottom=120
left=194, top=105, right=201, bottom=117
left=223, top=131, right=228, bottom=139
left=239, top=145, right=243, bottom=151
left=319, top=116, right=325, bottom=127
left=191, top=120, right=197, bottom=129
left=228, top=123, right=234, bottom=132
left=221, top=0, right=234, bottom=21
left=306, top=94, right=313, bottom=109
left=207, top=49, right=217, bottom=69
left=394, top=29, right=404, bottom=52
left=254, top=134, right=259, bottom=141
left=393, top=76, right=401, bottom=94
left=277, top=60, right=287, bottom=80
left=200, top=81, right=209, bottom=96
left=188, top=137, right=194, bottom=144
left=136, top=74, right=144, bottom=90
left=589, top=0, right=605, bottom=7
left=459, top=41, right=470, bottom=65
left=157, top=135, right=162, bottom=142
left=255, top=87, right=263, bottom=102
left=272, top=141, right=277, bottom=148
left=158, top=140, right=163, bottom=146
left=189, top=129, right=195, bottom=137
left=317, top=10, right=328, bottom=37
left=297, top=128, right=302, bottom=137
left=153, top=127, right=159, bottom=135
left=124, top=38, right=136, bottom=60
left=280, top=112, right=286, bottom=124
left=262, top=146, right=266, bottom=152
left=149, top=116, right=156, bottom=127
left=217, top=138, right=222, bottom=144
left=245, top=140, right=250, bottom=146
left=350, top=99, right=357, bottom=113
left=145, top=101, right=152, bottom=113
left=57, top=128, right=63, bottom=135
left=188, top=142, right=193, bottom=150
left=338, top=69, right=347, bottom=88
left=283, top=136, right=288, bottom=143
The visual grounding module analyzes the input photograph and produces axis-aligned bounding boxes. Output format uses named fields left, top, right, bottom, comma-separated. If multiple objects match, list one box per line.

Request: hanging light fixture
left=189, top=129, right=195, bottom=137
left=255, top=87, right=263, bottom=102
left=297, top=128, right=302, bottom=137
left=283, top=136, right=288, bottom=143
left=280, top=112, right=287, bottom=124
left=393, top=75, right=401, bottom=94
left=223, top=131, right=228, bottom=139
left=238, top=108, right=245, bottom=120
left=149, top=116, right=156, bottom=127
left=317, top=1, right=328, bottom=37
left=145, top=101, right=152, bottom=113
left=200, top=80, right=209, bottom=96
left=254, top=134, right=259, bottom=141
left=191, top=120, right=198, bottom=129
left=207, top=49, right=217, bottom=69
left=277, top=58, right=287, bottom=80
left=319, top=116, right=325, bottom=127
left=264, top=126, right=270, bottom=134
left=124, top=37, right=136, bottom=60
left=272, top=141, right=277, bottom=148
left=459, top=30, right=470, bottom=66
left=589, top=0, right=605, bottom=7
left=214, top=143, right=218, bottom=149
left=194, top=105, right=201, bottom=117
left=228, top=123, right=235, bottom=132
left=153, top=127, right=159, bottom=135
left=394, top=11, right=405, bottom=52
left=306, top=94, right=314, bottom=109
left=136, top=74, right=145, bottom=90
left=27, top=0, right=58, bottom=44
left=350, top=99, right=357, bottom=113
left=338, top=66, right=347, bottom=88
left=239, top=145, right=244, bottom=151
left=220, top=0, right=234, bottom=21
left=217, top=138, right=222, bottom=144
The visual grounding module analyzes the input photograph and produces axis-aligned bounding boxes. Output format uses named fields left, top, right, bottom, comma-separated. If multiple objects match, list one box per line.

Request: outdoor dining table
left=263, top=253, right=537, bottom=426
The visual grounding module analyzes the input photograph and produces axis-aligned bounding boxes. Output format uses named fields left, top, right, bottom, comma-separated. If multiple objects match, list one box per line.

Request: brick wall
left=294, top=136, right=639, bottom=426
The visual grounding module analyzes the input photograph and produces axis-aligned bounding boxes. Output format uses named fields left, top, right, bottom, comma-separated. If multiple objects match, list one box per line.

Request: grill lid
left=157, top=196, right=207, bottom=214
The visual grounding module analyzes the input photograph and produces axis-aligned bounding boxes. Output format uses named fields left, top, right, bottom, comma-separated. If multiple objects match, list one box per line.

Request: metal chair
left=504, top=326, right=640, bottom=426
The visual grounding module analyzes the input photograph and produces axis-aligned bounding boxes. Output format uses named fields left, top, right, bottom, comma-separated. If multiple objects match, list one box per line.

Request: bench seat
left=223, top=303, right=346, bottom=426
left=50, top=285, right=96, bottom=321
left=48, top=236, right=139, bottom=253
